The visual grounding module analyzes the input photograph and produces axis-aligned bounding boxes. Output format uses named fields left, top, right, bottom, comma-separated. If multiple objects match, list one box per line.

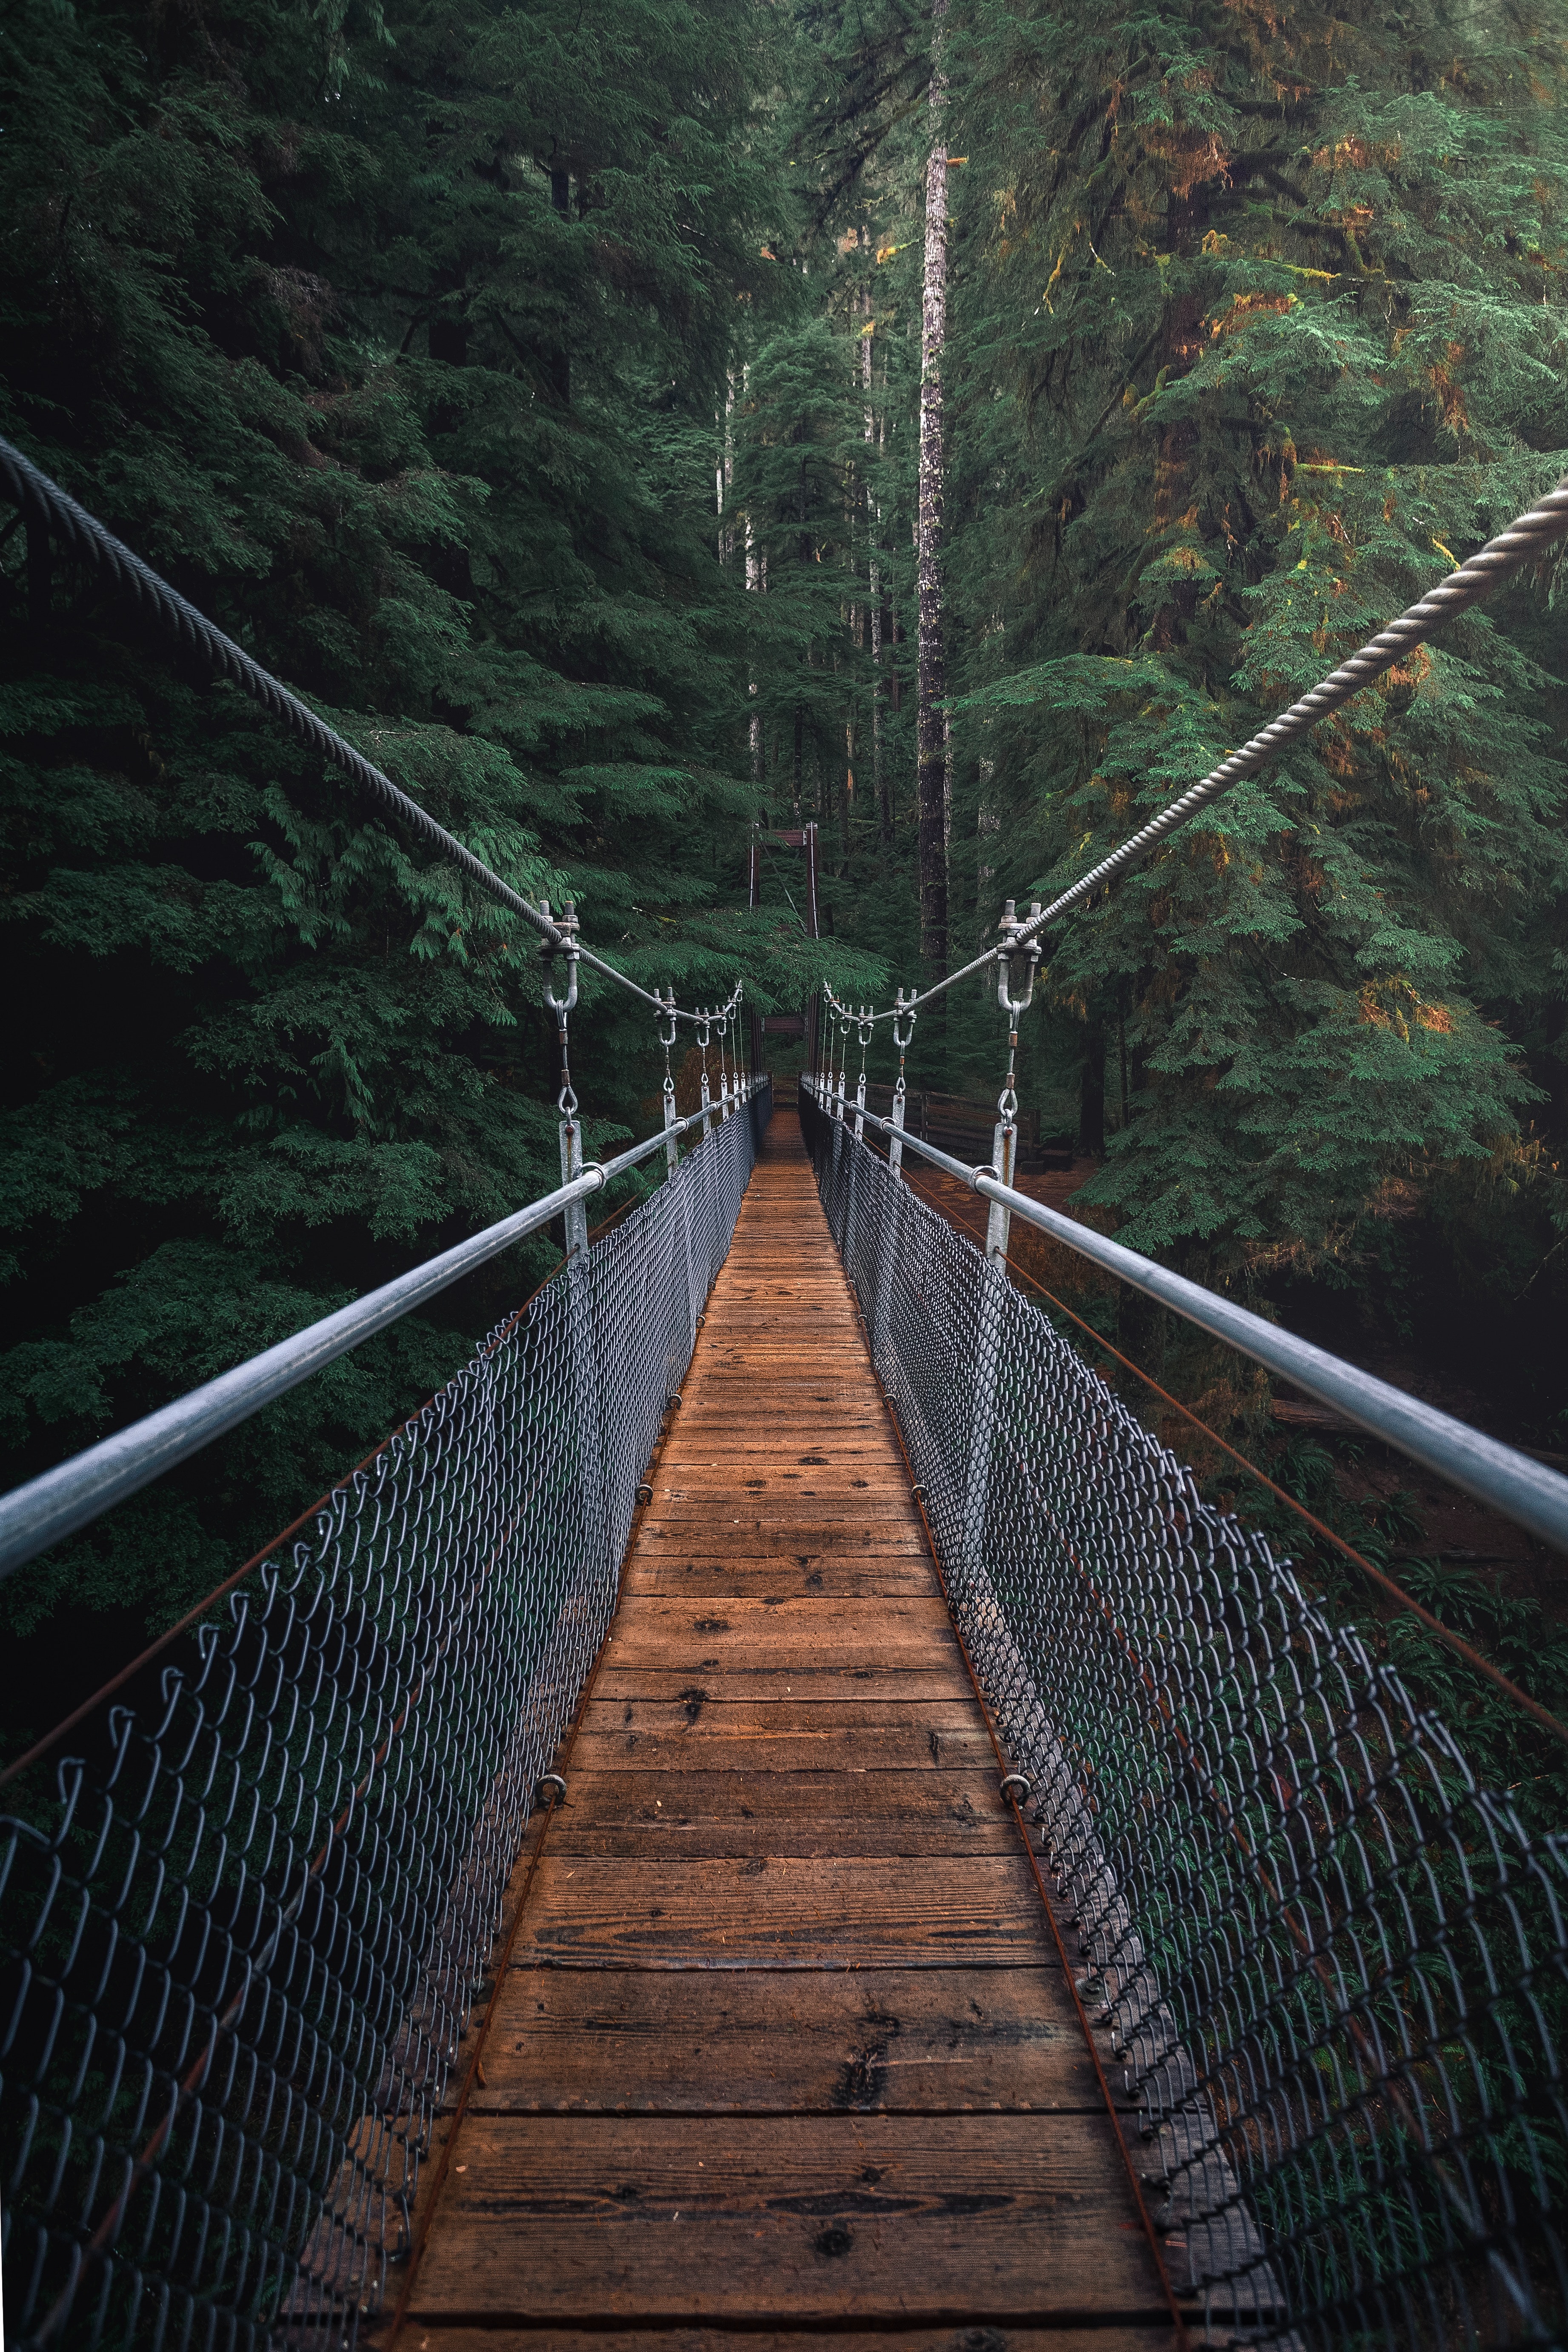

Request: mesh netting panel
left=0, top=1085, right=768, bottom=2352
left=803, top=1085, right=1567, bottom=2352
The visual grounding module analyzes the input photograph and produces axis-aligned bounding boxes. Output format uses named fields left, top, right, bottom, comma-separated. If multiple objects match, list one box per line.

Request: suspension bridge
left=3, top=439, right=1568, bottom=2352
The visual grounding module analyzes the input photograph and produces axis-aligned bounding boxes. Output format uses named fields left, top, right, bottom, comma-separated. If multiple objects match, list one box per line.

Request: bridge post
left=960, top=1263, right=1007, bottom=1593
left=871, top=1160, right=901, bottom=1360
left=569, top=1251, right=610, bottom=1603
left=560, top=1115, right=590, bottom=1258
left=985, top=1115, right=1015, bottom=1264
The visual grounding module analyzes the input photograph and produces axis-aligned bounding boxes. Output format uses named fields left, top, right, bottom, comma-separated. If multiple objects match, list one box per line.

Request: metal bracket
left=996, top=899, right=1042, bottom=1018
left=891, top=987, right=917, bottom=1053
left=999, top=1773, right=1032, bottom=1804
left=540, top=898, right=581, bottom=1016
left=536, top=1773, right=568, bottom=1806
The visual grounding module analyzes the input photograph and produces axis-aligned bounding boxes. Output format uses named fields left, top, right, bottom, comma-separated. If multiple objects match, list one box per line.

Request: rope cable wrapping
left=0, top=1083, right=770, bottom=2352
left=803, top=1086, right=1568, bottom=2352
left=0, top=434, right=737, bottom=1025
left=826, top=471, right=1568, bottom=1024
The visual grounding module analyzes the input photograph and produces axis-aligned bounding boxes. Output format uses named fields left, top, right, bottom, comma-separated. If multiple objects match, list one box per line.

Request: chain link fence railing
left=0, top=1082, right=768, bottom=2352
left=802, top=1085, right=1568, bottom=2352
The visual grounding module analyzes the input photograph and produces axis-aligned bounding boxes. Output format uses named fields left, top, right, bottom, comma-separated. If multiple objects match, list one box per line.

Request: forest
left=5, top=0, right=1568, bottom=1758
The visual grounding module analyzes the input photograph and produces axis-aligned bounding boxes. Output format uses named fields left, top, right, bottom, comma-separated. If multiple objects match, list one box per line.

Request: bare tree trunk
left=861, top=274, right=889, bottom=849
left=743, top=363, right=763, bottom=798
left=917, top=0, right=949, bottom=976
left=718, top=373, right=735, bottom=564
left=747, top=513, right=763, bottom=794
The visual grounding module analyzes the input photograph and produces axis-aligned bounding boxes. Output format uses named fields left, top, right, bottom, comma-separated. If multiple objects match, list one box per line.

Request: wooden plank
left=593, top=1665, right=972, bottom=1702
left=580, top=1699, right=983, bottom=1735
left=606, top=1598, right=951, bottom=1639
left=398, top=1107, right=1166, bottom=2340
left=405, top=2331, right=1175, bottom=2351
left=571, top=1728, right=994, bottom=1775
left=409, top=2115, right=1169, bottom=2322
left=543, top=1769, right=1023, bottom=1858
left=621, top=1561, right=938, bottom=1599
left=518, top=1855, right=1049, bottom=1967
left=631, top=1527, right=929, bottom=1556
left=480, top=1967, right=1115, bottom=2113
left=606, top=1609, right=949, bottom=1646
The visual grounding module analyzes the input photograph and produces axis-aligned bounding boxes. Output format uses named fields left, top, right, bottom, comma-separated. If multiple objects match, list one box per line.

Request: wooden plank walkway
left=394, top=1106, right=1177, bottom=2352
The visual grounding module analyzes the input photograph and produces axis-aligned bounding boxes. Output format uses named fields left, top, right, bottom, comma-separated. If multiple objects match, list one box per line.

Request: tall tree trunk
left=917, top=0, right=949, bottom=977
left=746, top=517, right=763, bottom=796
left=862, top=276, right=889, bottom=848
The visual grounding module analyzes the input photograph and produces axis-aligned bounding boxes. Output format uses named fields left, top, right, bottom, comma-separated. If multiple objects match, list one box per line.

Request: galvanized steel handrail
left=0, top=1094, right=751, bottom=1582
left=833, top=1086, right=1568, bottom=1559
left=1, top=1080, right=771, bottom=2352
left=800, top=1084, right=1568, bottom=2352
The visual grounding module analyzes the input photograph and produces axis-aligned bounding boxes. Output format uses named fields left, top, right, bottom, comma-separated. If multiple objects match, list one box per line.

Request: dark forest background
left=6, top=0, right=1568, bottom=1754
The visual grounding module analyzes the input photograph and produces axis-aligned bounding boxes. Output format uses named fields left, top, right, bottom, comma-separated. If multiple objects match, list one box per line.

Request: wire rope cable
left=826, top=469, right=1568, bottom=1026
left=0, top=434, right=739, bottom=1027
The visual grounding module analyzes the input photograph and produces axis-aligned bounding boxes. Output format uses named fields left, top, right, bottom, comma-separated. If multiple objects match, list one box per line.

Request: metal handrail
left=827, top=1085, right=1568, bottom=1556
left=0, top=1091, right=754, bottom=1582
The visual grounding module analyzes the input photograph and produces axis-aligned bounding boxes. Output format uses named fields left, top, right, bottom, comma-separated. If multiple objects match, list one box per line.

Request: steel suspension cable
left=832, top=469, right=1568, bottom=1026
left=0, top=434, right=739, bottom=1028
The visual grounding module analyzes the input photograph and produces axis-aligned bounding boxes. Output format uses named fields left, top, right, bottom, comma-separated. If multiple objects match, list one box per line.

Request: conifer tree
left=0, top=0, right=883, bottom=1689
left=945, top=0, right=1568, bottom=1296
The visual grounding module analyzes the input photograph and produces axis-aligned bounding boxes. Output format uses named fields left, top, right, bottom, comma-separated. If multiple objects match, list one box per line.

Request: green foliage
left=942, top=0, right=1568, bottom=1285
left=0, top=0, right=883, bottom=1691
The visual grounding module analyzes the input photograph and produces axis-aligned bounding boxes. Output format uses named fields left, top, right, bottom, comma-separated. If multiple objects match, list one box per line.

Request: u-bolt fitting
left=891, top=988, right=917, bottom=1054
left=996, top=899, right=1042, bottom=1018
left=540, top=897, right=580, bottom=1017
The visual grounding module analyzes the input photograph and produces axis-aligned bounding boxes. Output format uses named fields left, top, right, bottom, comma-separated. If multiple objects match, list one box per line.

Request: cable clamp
left=536, top=1773, right=568, bottom=1806
left=1000, top=1772, right=1032, bottom=1804
left=996, top=899, right=1042, bottom=1018
left=970, top=1163, right=1000, bottom=1194
left=540, top=897, right=581, bottom=1016
left=891, top=987, right=917, bottom=1052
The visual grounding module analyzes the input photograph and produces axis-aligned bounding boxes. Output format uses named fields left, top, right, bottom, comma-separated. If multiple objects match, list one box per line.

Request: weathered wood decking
left=395, top=1107, right=1177, bottom=2351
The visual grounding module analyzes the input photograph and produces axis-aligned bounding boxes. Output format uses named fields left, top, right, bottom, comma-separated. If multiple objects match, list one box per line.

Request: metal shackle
left=891, top=988, right=917, bottom=1053
left=996, top=899, right=1042, bottom=1017
left=540, top=897, right=581, bottom=1017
